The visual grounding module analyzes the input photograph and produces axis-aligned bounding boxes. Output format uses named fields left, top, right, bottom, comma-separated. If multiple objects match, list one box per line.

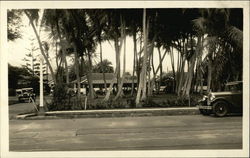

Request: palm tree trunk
left=72, top=43, right=81, bottom=97
left=56, top=20, right=69, bottom=84
left=103, top=72, right=117, bottom=101
left=183, top=36, right=201, bottom=97
left=99, top=41, right=107, bottom=92
left=184, top=58, right=196, bottom=97
left=136, top=8, right=148, bottom=107
left=115, top=38, right=121, bottom=92
left=170, top=46, right=176, bottom=92
left=55, top=42, right=59, bottom=69
left=64, top=56, right=69, bottom=83
left=131, top=30, right=137, bottom=96
left=136, top=9, right=147, bottom=106
left=157, top=46, right=162, bottom=94
left=24, top=11, right=56, bottom=85
left=87, top=51, right=95, bottom=99
left=177, top=57, right=185, bottom=96
left=200, top=72, right=204, bottom=94
left=148, top=55, right=152, bottom=96
left=151, top=49, right=156, bottom=94
left=141, top=13, right=150, bottom=102
left=103, top=33, right=124, bottom=101
left=175, top=44, right=181, bottom=93
left=114, top=23, right=126, bottom=100
left=152, top=50, right=167, bottom=85
left=103, top=43, right=123, bottom=102
left=137, top=33, right=143, bottom=88
left=146, top=40, right=156, bottom=97
left=207, top=59, right=212, bottom=93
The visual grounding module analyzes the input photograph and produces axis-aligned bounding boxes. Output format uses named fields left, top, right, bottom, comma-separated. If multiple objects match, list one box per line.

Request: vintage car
left=197, top=81, right=242, bottom=117
left=16, top=88, right=36, bottom=103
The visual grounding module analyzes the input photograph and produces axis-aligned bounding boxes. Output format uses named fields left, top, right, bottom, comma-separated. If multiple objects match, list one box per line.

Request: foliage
left=8, top=8, right=243, bottom=108
left=48, top=83, right=77, bottom=110
left=142, top=95, right=200, bottom=108
left=46, top=94, right=201, bottom=111
left=7, top=10, right=23, bottom=41
left=8, top=64, right=40, bottom=95
left=93, top=59, right=114, bottom=73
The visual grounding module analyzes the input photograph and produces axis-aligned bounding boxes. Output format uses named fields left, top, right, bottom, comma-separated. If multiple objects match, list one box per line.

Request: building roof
left=85, top=73, right=115, bottom=84
left=72, top=73, right=137, bottom=85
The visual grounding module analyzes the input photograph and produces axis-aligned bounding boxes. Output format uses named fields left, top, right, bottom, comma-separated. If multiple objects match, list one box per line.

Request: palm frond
left=224, top=26, right=243, bottom=50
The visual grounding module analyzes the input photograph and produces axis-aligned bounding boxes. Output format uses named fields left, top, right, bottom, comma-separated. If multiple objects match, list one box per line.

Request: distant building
left=72, top=73, right=137, bottom=95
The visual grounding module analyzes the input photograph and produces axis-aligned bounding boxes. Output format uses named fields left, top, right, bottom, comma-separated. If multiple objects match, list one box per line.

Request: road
left=9, top=115, right=242, bottom=151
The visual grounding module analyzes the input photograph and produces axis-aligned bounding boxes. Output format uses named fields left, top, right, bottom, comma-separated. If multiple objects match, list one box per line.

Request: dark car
left=197, top=81, right=242, bottom=117
left=16, top=88, right=36, bottom=103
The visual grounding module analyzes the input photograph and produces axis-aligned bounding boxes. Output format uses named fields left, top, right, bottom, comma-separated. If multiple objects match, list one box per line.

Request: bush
left=46, top=92, right=201, bottom=111
left=142, top=97, right=160, bottom=108
left=88, top=99, right=130, bottom=110
left=47, top=83, right=85, bottom=111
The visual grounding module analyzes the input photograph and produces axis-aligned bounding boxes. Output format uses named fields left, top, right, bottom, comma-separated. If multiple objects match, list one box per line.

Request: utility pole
left=39, top=55, right=44, bottom=114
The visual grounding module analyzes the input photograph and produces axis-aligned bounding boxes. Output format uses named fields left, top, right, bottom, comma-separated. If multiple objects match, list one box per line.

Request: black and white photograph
left=1, top=1, right=249, bottom=157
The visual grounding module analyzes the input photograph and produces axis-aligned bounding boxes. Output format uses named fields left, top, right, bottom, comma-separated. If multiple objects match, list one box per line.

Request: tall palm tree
left=87, top=10, right=109, bottom=93
left=103, top=9, right=126, bottom=101
left=42, top=9, right=70, bottom=84
left=114, top=17, right=126, bottom=100
left=136, top=9, right=148, bottom=106
left=93, top=59, right=114, bottom=73
left=124, top=9, right=142, bottom=96
left=193, top=8, right=243, bottom=92
left=24, top=9, right=57, bottom=84
left=67, top=9, right=96, bottom=99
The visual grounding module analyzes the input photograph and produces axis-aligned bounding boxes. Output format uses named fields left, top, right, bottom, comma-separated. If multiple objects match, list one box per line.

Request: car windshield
left=16, top=91, right=22, bottom=94
left=22, top=89, right=33, bottom=93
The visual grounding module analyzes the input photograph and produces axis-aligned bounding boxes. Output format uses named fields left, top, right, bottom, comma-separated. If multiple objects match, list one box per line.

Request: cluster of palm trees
left=8, top=8, right=243, bottom=107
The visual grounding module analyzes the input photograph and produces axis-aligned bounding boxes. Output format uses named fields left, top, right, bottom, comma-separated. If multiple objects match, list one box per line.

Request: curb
left=15, top=107, right=200, bottom=120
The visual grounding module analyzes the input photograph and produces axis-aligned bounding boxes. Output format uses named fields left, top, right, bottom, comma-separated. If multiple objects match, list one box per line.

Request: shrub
left=142, top=97, right=160, bottom=108
left=47, top=83, right=84, bottom=111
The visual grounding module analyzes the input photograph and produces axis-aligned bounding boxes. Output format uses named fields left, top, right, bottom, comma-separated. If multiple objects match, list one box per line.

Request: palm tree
left=123, top=9, right=142, bottom=96
left=93, top=59, right=114, bottom=73
left=114, top=17, right=126, bottom=100
left=103, top=9, right=126, bottom=101
left=42, top=9, right=70, bottom=84
left=193, top=8, right=243, bottom=92
left=24, top=9, right=57, bottom=84
left=136, top=9, right=148, bottom=106
left=87, top=10, right=110, bottom=93
left=66, top=9, right=96, bottom=99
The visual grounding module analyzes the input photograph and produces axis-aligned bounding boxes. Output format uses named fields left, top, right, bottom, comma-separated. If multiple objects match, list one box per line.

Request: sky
left=8, top=11, right=179, bottom=76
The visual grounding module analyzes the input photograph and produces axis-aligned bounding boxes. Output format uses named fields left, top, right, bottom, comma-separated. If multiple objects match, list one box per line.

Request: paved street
left=9, top=115, right=242, bottom=151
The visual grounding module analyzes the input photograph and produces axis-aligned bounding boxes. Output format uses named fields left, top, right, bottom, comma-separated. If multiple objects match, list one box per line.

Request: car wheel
left=213, top=101, right=229, bottom=117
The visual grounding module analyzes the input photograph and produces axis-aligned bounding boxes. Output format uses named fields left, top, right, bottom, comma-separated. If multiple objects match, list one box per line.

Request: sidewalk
left=16, top=107, right=199, bottom=119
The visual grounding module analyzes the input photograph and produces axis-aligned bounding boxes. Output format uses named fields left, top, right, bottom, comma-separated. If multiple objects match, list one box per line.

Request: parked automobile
left=197, top=81, right=242, bottom=117
left=16, top=88, right=36, bottom=103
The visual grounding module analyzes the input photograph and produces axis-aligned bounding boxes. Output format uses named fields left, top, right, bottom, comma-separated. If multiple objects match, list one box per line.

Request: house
left=72, top=73, right=137, bottom=95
